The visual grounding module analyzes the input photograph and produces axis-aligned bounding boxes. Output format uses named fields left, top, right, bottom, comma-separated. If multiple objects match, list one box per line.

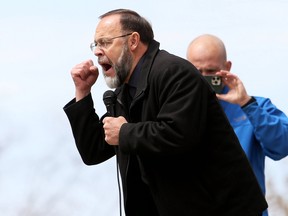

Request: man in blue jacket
left=187, top=34, right=288, bottom=216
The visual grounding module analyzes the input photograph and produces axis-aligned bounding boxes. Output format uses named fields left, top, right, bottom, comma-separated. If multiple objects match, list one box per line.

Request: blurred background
left=1, top=0, right=287, bottom=215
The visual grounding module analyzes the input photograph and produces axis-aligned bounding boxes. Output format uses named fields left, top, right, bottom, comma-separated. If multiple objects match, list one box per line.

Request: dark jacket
left=64, top=40, right=267, bottom=216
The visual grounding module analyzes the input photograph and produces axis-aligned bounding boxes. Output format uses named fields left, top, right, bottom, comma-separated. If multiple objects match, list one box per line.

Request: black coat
left=64, top=40, right=267, bottom=216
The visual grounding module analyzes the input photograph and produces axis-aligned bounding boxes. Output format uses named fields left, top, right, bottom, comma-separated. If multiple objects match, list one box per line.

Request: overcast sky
left=1, top=0, right=288, bottom=215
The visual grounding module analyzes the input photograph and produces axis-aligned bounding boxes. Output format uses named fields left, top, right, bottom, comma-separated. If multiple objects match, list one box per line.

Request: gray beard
left=104, top=76, right=118, bottom=89
left=104, top=44, right=132, bottom=89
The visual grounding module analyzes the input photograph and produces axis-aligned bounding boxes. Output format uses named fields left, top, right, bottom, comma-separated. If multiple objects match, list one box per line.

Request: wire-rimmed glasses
left=90, top=33, right=132, bottom=52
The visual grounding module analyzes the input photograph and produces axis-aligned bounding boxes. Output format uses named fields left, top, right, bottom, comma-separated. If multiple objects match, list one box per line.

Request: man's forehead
left=95, top=15, right=121, bottom=38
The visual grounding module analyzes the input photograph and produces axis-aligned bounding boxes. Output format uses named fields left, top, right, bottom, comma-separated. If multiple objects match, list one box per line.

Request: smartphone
left=204, top=75, right=223, bottom=94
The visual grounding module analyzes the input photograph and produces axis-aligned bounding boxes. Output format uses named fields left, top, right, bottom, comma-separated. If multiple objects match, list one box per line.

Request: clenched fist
left=71, top=59, right=99, bottom=101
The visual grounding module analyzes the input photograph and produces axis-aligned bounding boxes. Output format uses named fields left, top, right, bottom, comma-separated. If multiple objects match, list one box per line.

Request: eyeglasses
left=90, top=33, right=132, bottom=52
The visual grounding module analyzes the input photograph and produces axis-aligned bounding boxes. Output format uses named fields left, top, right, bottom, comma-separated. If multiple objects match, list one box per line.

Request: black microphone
left=103, top=90, right=117, bottom=117
left=103, top=90, right=121, bottom=216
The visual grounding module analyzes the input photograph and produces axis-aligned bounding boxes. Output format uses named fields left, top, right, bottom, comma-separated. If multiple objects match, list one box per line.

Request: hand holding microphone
left=103, top=90, right=127, bottom=145
left=70, top=59, right=99, bottom=101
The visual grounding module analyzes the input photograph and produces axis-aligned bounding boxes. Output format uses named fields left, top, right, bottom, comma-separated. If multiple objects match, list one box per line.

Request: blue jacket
left=219, top=86, right=288, bottom=216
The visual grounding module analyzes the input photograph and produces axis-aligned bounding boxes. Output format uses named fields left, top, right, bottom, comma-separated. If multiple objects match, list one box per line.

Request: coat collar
left=134, top=40, right=160, bottom=98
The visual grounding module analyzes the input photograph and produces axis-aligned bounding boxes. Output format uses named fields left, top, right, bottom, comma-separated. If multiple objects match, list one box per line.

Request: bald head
left=186, top=34, right=231, bottom=75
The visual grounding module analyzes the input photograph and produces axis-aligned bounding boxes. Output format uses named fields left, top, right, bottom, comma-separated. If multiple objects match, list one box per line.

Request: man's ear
left=130, top=32, right=140, bottom=50
left=225, top=60, right=232, bottom=71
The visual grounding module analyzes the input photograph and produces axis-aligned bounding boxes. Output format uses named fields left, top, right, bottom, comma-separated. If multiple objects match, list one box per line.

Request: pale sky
left=1, top=0, right=288, bottom=215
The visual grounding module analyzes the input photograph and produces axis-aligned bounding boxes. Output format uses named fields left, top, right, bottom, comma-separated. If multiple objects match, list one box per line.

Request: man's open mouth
left=101, top=63, right=112, bottom=72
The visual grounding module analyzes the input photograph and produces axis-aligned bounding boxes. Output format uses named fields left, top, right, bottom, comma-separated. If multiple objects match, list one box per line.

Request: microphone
left=103, top=90, right=117, bottom=117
